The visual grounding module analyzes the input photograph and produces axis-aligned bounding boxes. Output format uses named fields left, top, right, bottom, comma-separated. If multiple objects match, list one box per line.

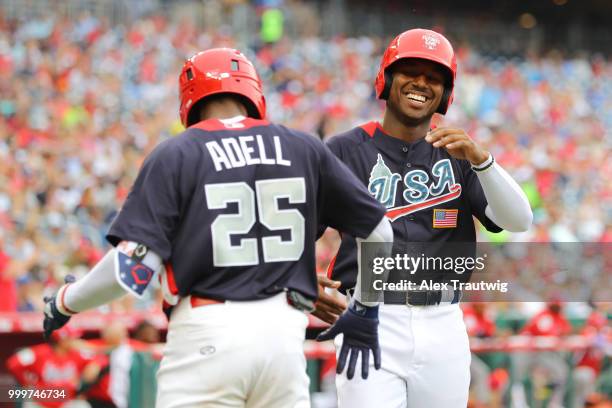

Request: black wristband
left=472, top=155, right=495, bottom=172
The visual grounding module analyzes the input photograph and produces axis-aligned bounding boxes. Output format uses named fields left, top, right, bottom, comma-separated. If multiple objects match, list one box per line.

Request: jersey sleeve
left=106, top=140, right=184, bottom=260
left=462, top=161, right=502, bottom=233
left=318, top=144, right=386, bottom=238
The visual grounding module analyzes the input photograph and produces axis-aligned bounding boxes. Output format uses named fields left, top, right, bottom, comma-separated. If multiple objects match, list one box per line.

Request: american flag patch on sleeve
left=433, top=209, right=458, bottom=228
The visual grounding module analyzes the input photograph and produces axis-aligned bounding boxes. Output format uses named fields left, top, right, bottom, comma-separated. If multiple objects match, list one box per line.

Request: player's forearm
left=473, top=155, right=533, bottom=232
left=57, top=250, right=129, bottom=314
left=354, top=217, right=393, bottom=307
left=59, top=243, right=163, bottom=314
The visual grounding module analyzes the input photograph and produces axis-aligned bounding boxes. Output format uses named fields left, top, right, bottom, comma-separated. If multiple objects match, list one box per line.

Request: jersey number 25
left=205, top=177, right=306, bottom=267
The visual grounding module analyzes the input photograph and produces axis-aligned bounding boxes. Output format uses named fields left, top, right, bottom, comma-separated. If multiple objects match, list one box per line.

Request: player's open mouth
left=403, top=92, right=428, bottom=103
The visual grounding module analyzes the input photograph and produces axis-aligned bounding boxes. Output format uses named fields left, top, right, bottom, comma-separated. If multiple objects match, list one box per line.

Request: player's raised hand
left=425, top=127, right=489, bottom=165
left=312, top=275, right=347, bottom=324
left=316, top=300, right=381, bottom=380
left=43, top=275, right=76, bottom=341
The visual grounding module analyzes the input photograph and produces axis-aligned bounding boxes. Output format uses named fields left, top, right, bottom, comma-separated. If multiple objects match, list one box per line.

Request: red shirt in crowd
left=82, top=350, right=113, bottom=404
left=462, top=304, right=496, bottom=338
left=0, top=250, right=17, bottom=311
left=6, top=344, right=93, bottom=407
left=576, top=310, right=610, bottom=374
left=83, top=338, right=158, bottom=404
left=521, top=309, right=572, bottom=337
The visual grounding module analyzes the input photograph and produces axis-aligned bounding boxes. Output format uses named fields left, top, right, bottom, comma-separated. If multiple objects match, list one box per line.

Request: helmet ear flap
left=380, top=70, right=393, bottom=100
left=436, top=87, right=452, bottom=114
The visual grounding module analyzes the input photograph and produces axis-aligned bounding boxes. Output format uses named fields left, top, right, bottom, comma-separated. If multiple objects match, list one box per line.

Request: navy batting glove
left=43, top=275, right=76, bottom=341
left=316, top=300, right=381, bottom=380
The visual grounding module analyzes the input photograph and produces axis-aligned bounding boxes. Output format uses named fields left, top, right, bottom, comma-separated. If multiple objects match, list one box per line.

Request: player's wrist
left=54, top=284, right=77, bottom=316
left=349, top=300, right=379, bottom=318
left=471, top=153, right=494, bottom=171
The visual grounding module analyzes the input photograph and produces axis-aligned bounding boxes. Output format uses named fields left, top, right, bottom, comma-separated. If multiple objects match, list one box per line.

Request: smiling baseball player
left=42, top=48, right=392, bottom=408
left=318, top=29, right=533, bottom=407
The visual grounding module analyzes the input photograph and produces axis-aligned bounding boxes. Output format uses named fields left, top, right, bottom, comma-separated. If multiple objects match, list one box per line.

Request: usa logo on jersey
left=368, top=154, right=462, bottom=222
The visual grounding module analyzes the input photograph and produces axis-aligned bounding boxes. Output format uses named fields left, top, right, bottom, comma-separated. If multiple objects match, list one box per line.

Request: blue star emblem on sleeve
left=115, top=250, right=155, bottom=297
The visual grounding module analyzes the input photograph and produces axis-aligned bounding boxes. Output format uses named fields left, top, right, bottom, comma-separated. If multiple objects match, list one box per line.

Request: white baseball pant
left=335, top=302, right=471, bottom=408
left=156, top=293, right=310, bottom=408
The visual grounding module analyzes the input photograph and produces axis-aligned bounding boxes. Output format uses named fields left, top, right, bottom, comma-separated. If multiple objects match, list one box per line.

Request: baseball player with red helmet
left=318, top=29, right=533, bottom=407
left=42, top=47, right=393, bottom=407
left=6, top=326, right=96, bottom=407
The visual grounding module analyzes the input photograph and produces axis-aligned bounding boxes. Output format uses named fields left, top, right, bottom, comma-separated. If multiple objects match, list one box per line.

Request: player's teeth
left=405, top=93, right=426, bottom=102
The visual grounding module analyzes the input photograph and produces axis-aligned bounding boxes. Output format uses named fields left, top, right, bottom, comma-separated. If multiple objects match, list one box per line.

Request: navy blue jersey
left=324, top=121, right=501, bottom=290
left=107, top=117, right=385, bottom=301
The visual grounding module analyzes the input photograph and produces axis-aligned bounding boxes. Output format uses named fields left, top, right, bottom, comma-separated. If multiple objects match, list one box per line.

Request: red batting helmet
left=375, top=29, right=457, bottom=115
left=179, top=48, right=266, bottom=127
left=50, top=325, right=82, bottom=343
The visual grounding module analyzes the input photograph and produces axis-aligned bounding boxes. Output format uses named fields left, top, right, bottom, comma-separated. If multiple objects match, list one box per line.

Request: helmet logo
left=422, top=34, right=440, bottom=50
left=206, top=72, right=231, bottom=80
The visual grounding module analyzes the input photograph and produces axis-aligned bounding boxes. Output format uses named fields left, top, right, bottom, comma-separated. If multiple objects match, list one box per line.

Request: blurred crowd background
left=0, top=0, right=610, bottom=407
